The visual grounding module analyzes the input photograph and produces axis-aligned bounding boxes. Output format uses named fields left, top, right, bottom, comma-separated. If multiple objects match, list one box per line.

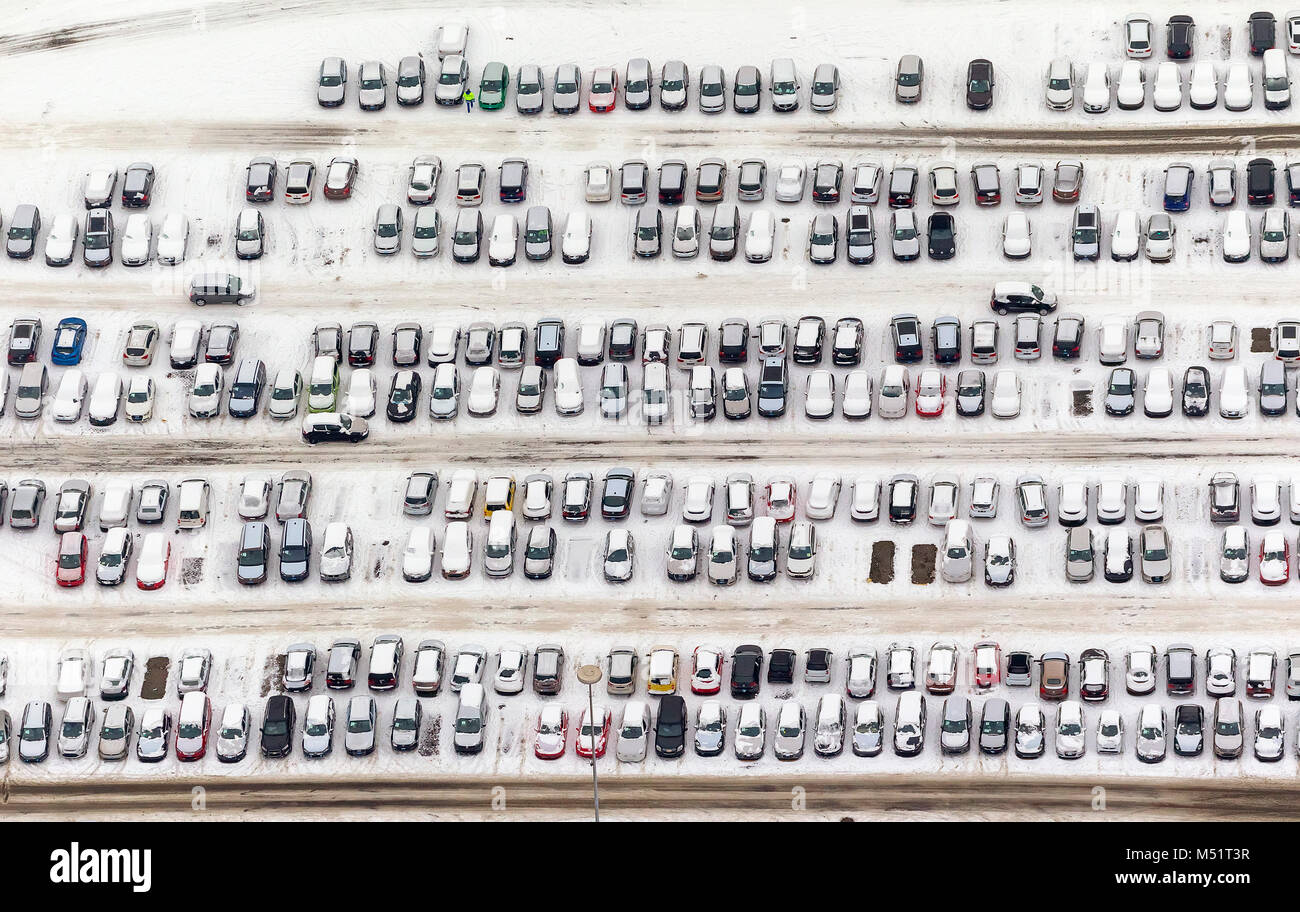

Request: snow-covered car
left=464, top=366, right=498, bottom=417
left=1081, top=61, right=1110, bottom=112
left=1116, top=60, right=1146, bottom=109
left=804, top=370, right=835, bottom=419
left=914, top=368, right=945, bottom=417
left=805, top=473, right=841, bottom=520
left=890, top=209, right=921, bottom=260
left=120, top=214, right=152, bottom=266
left=616, top=701, right=651, bottom=761
left=135, top=532, right=170, bottom=590
left=940, top=520, right=975, bottom=582
left=1222, top=210, right=1251, bottom=262
left=1188, top=61, right=1218, bottom=108
left=1260, top=209, right=1291, bottom=262
left=928, top=474, right=959, bottom=525
left=774, top=161, right=805, bottom=202
left=1111, top=210, right=1140, bottom=261
left=989, top=369, right=1021, bottom=418
left=1001, top=212, right=1031, bottom=258
left=1152, top=61, right=1182, bottom=111
left=1044, top=57, right=1074, bottom=110
left=155, top=213, right=188, bottom=264
left=1224, top=62, right=1254, bottom=111
left=841, top=370, right=872, bottom=418
left=1145, top=213, right=1175, bottom=261
left=671, top=206, right=700, bottom=258
left=487, top=214, right=517, bottom=267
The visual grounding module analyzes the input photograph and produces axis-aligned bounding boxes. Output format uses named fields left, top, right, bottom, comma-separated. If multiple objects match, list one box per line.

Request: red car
left=1259, top=533, right=1290, bottom=586
left=765, top=478, right=797, bottom=523
left=691, top=646, right=725, bottom=695
left=588, top=67, right=619, bottom=112
left=175, top=692, right=212, bottom=761
left=973, top=641, right=1001, bottom=689
left=914, top=369, right=947, bottom=417
left=533, top=705, right=568, bottom=759
left=56, top=532, right=87, bottom=587
left=575, top=705, right=612, bottom=758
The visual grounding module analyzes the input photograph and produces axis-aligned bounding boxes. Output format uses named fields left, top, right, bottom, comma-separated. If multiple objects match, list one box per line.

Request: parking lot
left=5, top=0, right=1300, bottom=821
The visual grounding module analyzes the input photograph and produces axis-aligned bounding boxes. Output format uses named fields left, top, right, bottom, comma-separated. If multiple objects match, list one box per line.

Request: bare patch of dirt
left=869, top=541, right=895, bottom=584
left=1072, top=388, right=1093, bottom=416
left=140, top=656, right=170, bottom=700
left=418, top=713, right=441, bottom=757
left=1251, top=327, right=1273, bottom=353
left=260, top=653, right=286, bottom=698
left=911, top=544, right=937, bottom=585
left=181, top=557, right=203, bottom=586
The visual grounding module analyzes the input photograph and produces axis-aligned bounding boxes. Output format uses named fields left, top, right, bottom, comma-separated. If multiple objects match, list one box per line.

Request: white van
left=1263, top=47, right=1292, bottom=110
left=482, top=510, right=516, bottom=577
left=1097, top=315, right=1128, bottom=365
left=87, top=373, right=123, bottom=426
left=441, top=520, right=472, bottom=579
left=553, top=357, right=584, bottom=415
left=176, top=478, right=211, bottom=529
left=99, top=480, right=133, bottom=531
left=444, top=469, right=477, bottom=520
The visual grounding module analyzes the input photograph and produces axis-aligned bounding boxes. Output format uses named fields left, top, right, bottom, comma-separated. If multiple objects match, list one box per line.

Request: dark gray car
left=734, top=65, right=762, bottom=113
left=82, top=208, right=113, bottom=267
left=6, top=205, right=40, bottom=259
left=373, top=204, right=403, bottom=255
left=699, top=64, right=726, bottom=113
left=524, top=206, right=553, bottom=260
left=279, top=518, right=312, bottom=582
left=979, top=698, right=1010, bottom=754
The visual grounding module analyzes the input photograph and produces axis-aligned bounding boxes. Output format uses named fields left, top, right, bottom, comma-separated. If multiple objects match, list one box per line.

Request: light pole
left=576, top=663, right=603, bottom=822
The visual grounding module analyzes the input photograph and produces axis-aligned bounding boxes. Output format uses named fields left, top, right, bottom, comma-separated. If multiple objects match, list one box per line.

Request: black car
left=1287, top=162, right=1300, bottom=206
left=1104, top=368, right=1136, bottom=416
left=890, top=314, right=924, bottom=363
left=1006, top=650, right=1033, bottom=686
left=1249, top=11, right=1277, bottom=55
left=965, top=59, right=994, bottom=110
left=1166, top=15, right=1195, bottom=59
left=600, top=467, right=635, bottom=520
left=499, top=158, right=528, bottom=203
left=926, top=212, right=957, bottom=259
left=121, top=162, right=155, bottom=208
left=386, top=370, right=421, bottom=422
left=832, top=317, right=864, bottom=366
left=260, top=695, right=296, bottom=758
left=1173, top=703, right=1204, bottom=756
left=1247, top=157, right=1276, bottom=205
left=767, top=648, right=796, bottom=684
left=278, top=518, right=312, bottom=581
left=718, top=318, right=749, bottom=363
left=1182, top=366, right=1211, bottom=416
left=245, top=156, right=278, bottom=203
left=301, top=414, right=368, bottom=444
left=730, top=644, right=764, bottom=697
left=888, top=476, right=919, bottom=523
left=979, top=699, right=1010, bottom=755
left=608, top=318, right=638, bottom=361
left=1052, top=314, right=1084, bottom=359
left=955, top=369, right=986, bottom=417
left=811, top=161, right=843, bottom=203
left=658, top=160, right=687, bottom=205
left=653, top=695, right=687, bottom=758
left=227, top=358, right=266, bottom=418
left=932, top=317, right=961, bottom=364
left=792, top=316, right=825, bottom=365
left=756, top=357, right=788, bottom=417
left=805, top=648, right=832, bottom=681
left=523, top=526, right=558, bottom=580
left=348, top=321, right=379, bottom=367
left=534, top=318, right=566, bottom=366
left=7, top=317, right=41, bottom=365
left=237, top=521, right=270, bottom=586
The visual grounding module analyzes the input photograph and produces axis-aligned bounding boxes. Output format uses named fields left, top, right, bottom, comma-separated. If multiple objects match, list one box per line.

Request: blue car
left=50, top=317, right=87, bottom=366
left=1162, top=162, right=1194, bottom=212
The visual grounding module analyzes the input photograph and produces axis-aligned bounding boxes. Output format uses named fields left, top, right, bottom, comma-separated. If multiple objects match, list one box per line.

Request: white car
left=53, top=369, right=88, bottom=422
left=1188, top=61, right=1218, bottom=108
left=345, top=368, right=376, bottom=418
left=561, top=212, right=592, bottom=264
left=1001, top=212, right=1032, bottom=259
left=319, top=522, right=353, bottom=581
left=745, top=211, right=775, bottom=263
left=1014, top=163, right=1043, bottom=204
left=1222, top=211, right=1251, bottom=263
left=124, top=375, right=155, bottom=422
left=1110, top=210, right=1140, bottom=261
left=584, top=162, right=612, bottom=202
left=402, top=527, right=436, bottom=582
left=940, top=520, right=975, bottom=583
left=1096, top=709, right=1124, bottom=753
left=616, top=701, right=651, bottom=762
left=1145, top=214, right=1175, bottom=262
left=1125, top=16, right=1154, bottom=58
left=929, top=474, right=959, bottom=525
left=989, top=369, right=1021, bottom=418
left=1143, top=367, right=1173, bottom=417
left=487, top=214, right=517, bottom=267
left=682, top=477, right=714, bottom=523
left=1096, top=477, right=1128, bottom=523
left=804, top=370, right=835, bottom=419
left=467, top=366, right=500, bottom=417
left=878, top=365, right=909, bottom=418
left=136, top=532, right=170, bottom=589
left=1058, top=476, right=1088, bottom=525
left=188, top=363, right=223, bottom=418
left=44, top=214, right=78, bottom=266
left=1219, top=365, right=1250, bottom=418
left=671, top=206, right=701, bottom=258
left=1152, top=62, right=1182, bottom=111
left=850, top=477, right=880, bottom=522
left=1134, top=477, right=1162, bottom=522
left=774, top=161, right=805, bottom=202
left=1116, top=61, right=1145, bottom=109
left=120, top=214, right=152, bottom=266
left=891, top=209, right=921, bottom=260
left=1081, top=61, right=1110, bottom=112
left=805, top=473, right=841, bottom=521
left=1260, top=209, right=1291, bottom=262
left=552, top=358, right=583, bottom=415
left=1289, top=11, right=1300, bottom=54
left=841, top=370, right=872, bottom=418
left=734, top=702, right=767, bottom=760
left=1045, top=57, right=1074, bottom=110
left=87, top=373, right=122, bottom=426
left=914, top=368, right=944, bottom=415
left=156, top=213, right=189, bottom=264
left=1056, top=701, right=1086, bottom=759
left=1224, top=62, right=1254, bottom=111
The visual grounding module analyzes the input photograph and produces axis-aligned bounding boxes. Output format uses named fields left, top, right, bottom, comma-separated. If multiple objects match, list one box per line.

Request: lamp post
left=576, top=663, right=603, bottom=822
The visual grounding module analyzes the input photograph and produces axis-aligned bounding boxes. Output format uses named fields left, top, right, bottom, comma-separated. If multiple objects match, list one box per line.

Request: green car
left=479, top=62, right=509, bottom=109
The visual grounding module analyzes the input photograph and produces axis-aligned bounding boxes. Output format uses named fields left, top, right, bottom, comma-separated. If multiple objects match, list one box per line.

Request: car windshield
left=526, top=227, right=549, bottom=243
left=438, top=71, right=461, bottom=86
left=237, top=546, right=264, bottom=567
left=178, top=719, right=202, bottom=738
left=454, top=229, right=477, bottom=244
left=320, top=73, right=342, bottom=87
left=555, top=77, right=577, bottom=93
left=894, top=224, right=917, bottom=241
left=348, top=716, right=372, bottom=734
left=969, top=77, right=990, bottom=92
left=455, top=716, right=482, bottom=734
left=361, top=75, right=384, bottom=90
left=377, top=220, right=399, bottom=239
left=1049, top=75, right=1071, bottom=90
left=898, top=71, right=920, bottom=87
left=1216, top=719, right=1240, bottom=736
left=192, top=379, right=216, bottom=397
left=58, top=551, right=82, bottom=569
left=593, top=77, right=614, bottom=93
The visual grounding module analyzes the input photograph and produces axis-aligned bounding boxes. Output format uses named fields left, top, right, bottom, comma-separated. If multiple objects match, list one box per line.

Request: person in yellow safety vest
left=463, top=88, right=475, bottom=112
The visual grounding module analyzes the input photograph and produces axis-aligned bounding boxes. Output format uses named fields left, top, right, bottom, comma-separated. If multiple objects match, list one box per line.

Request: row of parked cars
left=319, top=51, right=842, bottom=113
left=10, top=640, right=1300, bottom=763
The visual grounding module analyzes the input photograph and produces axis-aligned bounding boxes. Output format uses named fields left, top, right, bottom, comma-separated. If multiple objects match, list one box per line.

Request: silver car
left=1065, top=526, right=1095, bottom=582
left=734, top=703, right=766, bottom=760
left=136, top=707, right=171, bottom=762
left=660, top=59, right=689, bottom=109
left=1213, top=697, right=1243, bottom=759
left=666, top=524, right=699, bottom=581
left=694, top=701, right=727, bottom=756
left=344, top=695, right=377, bottom=756
left=625, top=58, right=652, bottom=109
left=1056, top=701, right=1086, bottom=759
left=216, top=703, right=250, bottom=762
left=699, top=64, right=727, bottom=113
left=1255, top=706, right=1285, bottom=762
left=57, top=698, right=94, bottom=759
left=1015, top=704, right=1045, bottom=758
left=1135, top=704, right=1167, bottom=762
left=391, top=697, right=422, bottom=751
left=939, top=696, right=972, bottom=754
left=357, top=60, right=388, bottom=110
left=895, top=54, right=923, bottom=103
left=302, top=694, right=335, bottom=758
left=852, top=701, right=884, bottom=756
left=553, top=63, right=581, bottom=113
left=98, top=704, right=133, bottom=761
left=1139, top=524, right=1171, bottom=583
left=373, top=204, right=402, bottom=255
left=516, top=64, right=544, bottom=114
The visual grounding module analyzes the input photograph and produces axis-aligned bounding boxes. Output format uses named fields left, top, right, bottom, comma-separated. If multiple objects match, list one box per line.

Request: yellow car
left=646, top=646, right=679, bottom=695
left=483, top=475, right=516, bottom=519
